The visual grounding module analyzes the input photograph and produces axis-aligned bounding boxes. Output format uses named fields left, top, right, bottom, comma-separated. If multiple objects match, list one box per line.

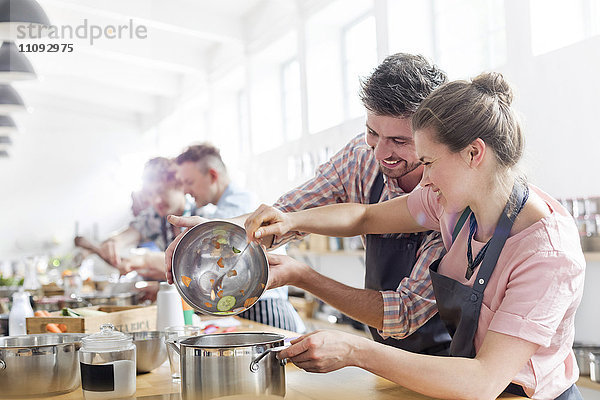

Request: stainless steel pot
left=573, top=344, right=599, bottom=376
left=590, top=352, right=600, bottom=383
left=0, top=333, right=86, bottom=397
left=168, top=332, right=287, bottom=400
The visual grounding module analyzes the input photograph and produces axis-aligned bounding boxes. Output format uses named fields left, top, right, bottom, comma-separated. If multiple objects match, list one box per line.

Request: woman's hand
left=164, top=215, right=207, bottom=284
left=244, top=204, right=295, bottom=243
left=278, top=330, right=366, bottom=373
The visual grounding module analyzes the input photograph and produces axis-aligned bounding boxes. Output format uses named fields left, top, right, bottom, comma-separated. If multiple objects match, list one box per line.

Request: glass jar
left=79, top=323, right=136, bottom=399
left=164, top=325, right=203, bottom=381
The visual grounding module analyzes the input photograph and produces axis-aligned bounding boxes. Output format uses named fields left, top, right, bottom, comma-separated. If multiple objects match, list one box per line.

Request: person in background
left=174, top=143, right=305, bottom=332
left=166, top=53, right=451, bottom=354
left=244, top=72, right=585, bottom=400
left=99, top=157, right=197, bottom=280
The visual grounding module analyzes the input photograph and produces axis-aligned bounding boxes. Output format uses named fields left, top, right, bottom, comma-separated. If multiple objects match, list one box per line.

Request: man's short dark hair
left=359, top=53, right=448, bottom=118
left=175, top=143, right=227, bottom=174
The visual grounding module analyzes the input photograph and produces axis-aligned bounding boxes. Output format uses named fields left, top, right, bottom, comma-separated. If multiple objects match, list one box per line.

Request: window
left=305, top=0, right=372, bottom=134
left=248, top=33, right=296, bottom=153
left=530, top=0, right=599, bottom=56
left=388, top=0, right=435, bottom=61
left=342, top=14, right=377, bottom=118
left=281, top=58, right=302, bottom=141
left=433, top=0, right=506, bottom=78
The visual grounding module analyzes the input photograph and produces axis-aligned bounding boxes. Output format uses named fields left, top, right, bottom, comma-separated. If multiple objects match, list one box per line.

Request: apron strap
left=472, top=183, right=527, bottom=294
left=452, top=207, right=471, bottom=243
left=369, top=172, right=385, bottom=205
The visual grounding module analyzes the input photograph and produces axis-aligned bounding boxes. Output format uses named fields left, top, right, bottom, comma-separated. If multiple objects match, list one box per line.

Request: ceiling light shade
left=0, top=41, right=36, bottom=82
left=0, top=114, right=16, bottom=134
left=0, top=0, right=50, bottom=40
left=0, top=84, right=24, bottom=113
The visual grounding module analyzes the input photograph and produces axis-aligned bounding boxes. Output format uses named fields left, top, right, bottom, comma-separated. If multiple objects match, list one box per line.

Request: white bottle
left=9, top=290, right=34, bottom=336
left=156, top=282, right=184, bottom=330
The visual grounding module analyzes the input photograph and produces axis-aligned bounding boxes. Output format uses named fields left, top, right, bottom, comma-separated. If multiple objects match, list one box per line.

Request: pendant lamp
left=0, top=0, right=50, bottom=40
left=0, top=84, right=25, bottom=113
left=0, top=114, right=16, bottom=134
left=0, top=41, right=36, bottom=82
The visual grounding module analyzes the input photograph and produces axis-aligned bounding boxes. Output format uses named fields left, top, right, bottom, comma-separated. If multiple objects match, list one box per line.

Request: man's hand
left=244, top=204, right=295, bottom=243
left=266, top=253, right=310, bottom=290
left=123, top=252, right=169, bottom=281
left=98, top=239, right=121, bottom=268
left=277, top=330, right=365, bottom=373
left=164, top=215, right=207, bottom=284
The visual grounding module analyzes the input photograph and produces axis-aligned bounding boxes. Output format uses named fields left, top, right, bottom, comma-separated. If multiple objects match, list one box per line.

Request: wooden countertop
left=47, top=317, right=524, bottom=400
left=51, top=362, right=523, bottom=400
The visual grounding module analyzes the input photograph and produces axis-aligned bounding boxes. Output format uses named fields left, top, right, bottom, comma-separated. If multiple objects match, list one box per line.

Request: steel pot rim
left=179, top=332, right=285, bottom=349
left=0, top=333, right=86, bottom=349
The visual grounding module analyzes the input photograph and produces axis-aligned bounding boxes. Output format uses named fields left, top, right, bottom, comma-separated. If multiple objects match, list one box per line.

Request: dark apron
left=365, top=173, right=451, bottom=355
left=429, top=183, right=581, bottom=400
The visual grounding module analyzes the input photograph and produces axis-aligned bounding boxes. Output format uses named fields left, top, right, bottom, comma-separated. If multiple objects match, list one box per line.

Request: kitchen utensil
left=79, top=323, right=136, bottom=399
left=130, top=331, right=169, bottom=373
left=573, top=343, right=598, bottom=376
left=211, top=242, right=251, bottom=294
left=0, top=333, right=86, bottom=397
left=164, top=325, right=203, bottom=381
left=590, top=352, right=600, bottom=383
left=171, top=221, right=268, bottom=316
left=167, top=332, right=287, bottom=400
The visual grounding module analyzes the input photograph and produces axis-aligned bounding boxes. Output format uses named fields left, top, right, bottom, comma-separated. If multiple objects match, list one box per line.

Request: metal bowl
left=172, top=221, right=268, bottom=316
left=131, top=331, right=169, bottom=373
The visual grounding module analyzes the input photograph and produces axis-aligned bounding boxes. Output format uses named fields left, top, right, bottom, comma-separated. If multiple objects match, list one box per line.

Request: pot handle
left=0, top=359, right=5, bottom=370
left=250, top=345, right=289, bottom=373
left=166, top=339, right=180, bottom=356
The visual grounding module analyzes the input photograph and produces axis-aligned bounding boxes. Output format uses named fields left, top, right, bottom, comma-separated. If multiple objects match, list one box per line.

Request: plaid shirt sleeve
left=271, top=134, right=373, bottom=248
left=378, top=231, right=446, bottom=339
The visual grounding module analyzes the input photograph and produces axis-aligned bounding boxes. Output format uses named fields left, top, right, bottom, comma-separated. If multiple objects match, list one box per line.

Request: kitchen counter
left=50, top=361, right=523, bottom=400
left=46, top=318, right=524, bottom=400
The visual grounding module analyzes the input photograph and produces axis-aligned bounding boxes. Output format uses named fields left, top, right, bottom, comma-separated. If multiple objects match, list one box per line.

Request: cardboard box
left=26, top=305, right=157, bottom=334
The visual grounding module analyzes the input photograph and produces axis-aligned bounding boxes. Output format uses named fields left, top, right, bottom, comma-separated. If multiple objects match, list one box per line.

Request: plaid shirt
left=272, top=133, right=445, bottom=339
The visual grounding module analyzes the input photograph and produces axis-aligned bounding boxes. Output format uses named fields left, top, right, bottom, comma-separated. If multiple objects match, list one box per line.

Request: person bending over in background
left=98, top=157, right=197, bottom=280
left=166, top=53, right=452, bottom=355
left=244, top=72, right=585, bottom=400
left=174, top=143, right=305, bottom=333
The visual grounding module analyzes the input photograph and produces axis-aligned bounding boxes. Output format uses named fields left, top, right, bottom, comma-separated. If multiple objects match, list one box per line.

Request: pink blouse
left=407, top=185, right=585, bottom=399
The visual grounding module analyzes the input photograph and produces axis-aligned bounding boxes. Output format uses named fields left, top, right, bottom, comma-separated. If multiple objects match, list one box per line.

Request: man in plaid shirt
left=166, top=53, right=450, bottom=354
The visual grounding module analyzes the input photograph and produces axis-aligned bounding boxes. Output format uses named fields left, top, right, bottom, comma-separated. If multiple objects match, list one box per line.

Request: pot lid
left=81, top=323, right=132, bottom=351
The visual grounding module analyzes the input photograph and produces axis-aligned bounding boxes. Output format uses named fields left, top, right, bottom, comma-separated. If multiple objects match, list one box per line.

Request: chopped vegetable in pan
left=181, top=275, right=192, bottom=287
left=232, top=246, right=241, bottom=253
left=217, top=257, right=224, bottom=268
left=217, top=295, right=236, bottom=311
left=244, top=297, right=258, bottom=308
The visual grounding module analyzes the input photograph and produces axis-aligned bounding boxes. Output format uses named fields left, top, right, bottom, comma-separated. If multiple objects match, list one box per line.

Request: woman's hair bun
left=472, top=72, right=513, bottom=105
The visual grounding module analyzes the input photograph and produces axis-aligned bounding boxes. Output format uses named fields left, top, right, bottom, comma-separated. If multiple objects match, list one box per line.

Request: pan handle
left=249, top=345, right=289, bottom=372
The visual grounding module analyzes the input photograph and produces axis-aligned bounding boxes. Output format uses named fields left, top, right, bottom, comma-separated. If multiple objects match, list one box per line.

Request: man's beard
left=379, top=159, right=421, bottom=179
